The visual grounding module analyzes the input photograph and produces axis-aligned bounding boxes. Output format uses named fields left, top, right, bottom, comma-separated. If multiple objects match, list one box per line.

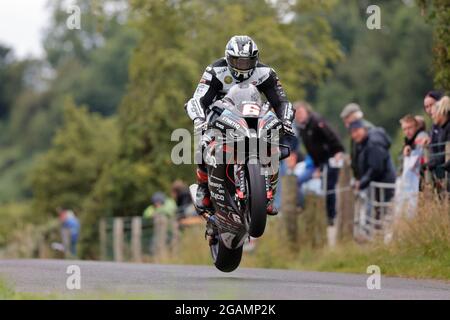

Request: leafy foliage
left=314, top=0, right=433, bottom=135
left=31, top=99, right=119, bottom=219
left=418, top=0, right=450, bottom=91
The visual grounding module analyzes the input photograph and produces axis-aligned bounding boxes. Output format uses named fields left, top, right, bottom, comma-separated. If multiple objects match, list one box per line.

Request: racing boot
left=195, top=166, right=214, bottom=214
left=266, top=199, right=278, bottom=216
left=266, top=169, right=279, bottom=216
left=205, top=217, right=219, bottom=246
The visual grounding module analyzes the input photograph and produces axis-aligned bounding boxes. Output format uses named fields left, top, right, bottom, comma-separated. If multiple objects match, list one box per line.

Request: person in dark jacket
left=424, top=91, right=443, bottom=164
left=294, top=101, right=345, bottom=226
left=349, top=120, right=396, bottom=203
left=340, top=103, right=374, bottom=179
left=428, top=96, right=450, bottom=191
left=171, top=180, right=194, bottom=219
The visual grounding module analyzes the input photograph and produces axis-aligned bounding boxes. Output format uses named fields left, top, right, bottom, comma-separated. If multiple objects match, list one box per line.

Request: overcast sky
left=0, top=0, right=50, bottom=58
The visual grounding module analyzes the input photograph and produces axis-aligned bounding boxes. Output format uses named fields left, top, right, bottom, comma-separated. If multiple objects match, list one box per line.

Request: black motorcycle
left=190, top=84, right=290, bottom=272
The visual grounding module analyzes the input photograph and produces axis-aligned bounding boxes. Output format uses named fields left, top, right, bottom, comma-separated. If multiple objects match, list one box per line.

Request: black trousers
left=321, top=164, right=340, bottom=224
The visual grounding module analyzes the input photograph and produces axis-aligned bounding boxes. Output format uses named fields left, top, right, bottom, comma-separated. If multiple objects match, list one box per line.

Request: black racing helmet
left=225, top=35, right=259, bottom=80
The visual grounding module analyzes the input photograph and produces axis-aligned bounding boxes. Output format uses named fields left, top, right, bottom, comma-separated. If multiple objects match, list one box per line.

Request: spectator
left=274, top=129, right=304, bottom=211
left=415, top=115, right=427, bottom=133
left=294, top=101, right=345, bottom=226
left=350, top=120, right=396, bottom=202
left=424, top=91, right=442, bottom=116
left=400, top=114, right=429, bottom=158
left=293, top=154, right=317, bottom=208
left=424, top=91, right=443, bottom=161
left=143, top=192, right=177, bottom=219
left=171, top=180, right=195, bottom=219
left=396, top=115, right=429, bottom=212
left=340, top=103, right=374, bottom=179
left=58, top=208, right=80, bottom=257
left=428, top=96, right=450, bottom=191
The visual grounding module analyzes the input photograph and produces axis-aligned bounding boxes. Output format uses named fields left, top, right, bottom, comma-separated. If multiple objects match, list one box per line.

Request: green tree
left=43, top=0, right=139, bottom=116
left=0, top=45, right=28, bottom=120
left=418, top=0, right=450, bottom=91
left=314, top=1, right=433, bottom=135
left=0, top=1, right=137, bottom=203
left=30, top=98, right=119, bottom=220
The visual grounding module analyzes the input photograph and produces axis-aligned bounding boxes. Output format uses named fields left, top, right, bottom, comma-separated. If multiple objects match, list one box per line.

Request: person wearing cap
left=143, top=192, right=177, bottom=219
left=349, top=120, right=396, bottom=201
left=340, top=103, right=374, bottom=179
left=294, top=101, right=345, bottom=226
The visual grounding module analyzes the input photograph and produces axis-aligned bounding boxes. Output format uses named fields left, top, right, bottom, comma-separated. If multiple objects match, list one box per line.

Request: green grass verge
left=0, top=278, right=52, bottom=300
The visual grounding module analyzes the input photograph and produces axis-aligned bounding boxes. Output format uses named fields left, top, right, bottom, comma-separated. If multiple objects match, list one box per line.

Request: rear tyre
left=212, top=240, right=243, bottom=273
left=247, top=162, right=267, bottom=238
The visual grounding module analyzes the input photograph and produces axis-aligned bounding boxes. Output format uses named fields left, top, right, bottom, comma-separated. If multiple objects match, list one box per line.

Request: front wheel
left=247, top=162, right=267, bottom=238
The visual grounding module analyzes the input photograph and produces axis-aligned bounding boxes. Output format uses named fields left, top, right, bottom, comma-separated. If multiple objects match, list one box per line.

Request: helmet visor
left=227, top=55, right=257, bottom=71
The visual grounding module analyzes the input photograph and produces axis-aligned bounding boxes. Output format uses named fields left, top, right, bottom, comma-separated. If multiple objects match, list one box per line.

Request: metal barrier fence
left=353, top=182, right=396, bottom=241
left=352, top=140, right=449, bottom=242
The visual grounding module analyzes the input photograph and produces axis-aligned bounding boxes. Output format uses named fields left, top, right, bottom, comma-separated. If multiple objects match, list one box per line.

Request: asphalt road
left=0, top=259, right=449, bottom=299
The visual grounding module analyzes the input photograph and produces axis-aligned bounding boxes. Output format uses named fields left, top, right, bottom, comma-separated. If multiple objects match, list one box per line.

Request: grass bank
left=0, top=278, right=51, bottom=300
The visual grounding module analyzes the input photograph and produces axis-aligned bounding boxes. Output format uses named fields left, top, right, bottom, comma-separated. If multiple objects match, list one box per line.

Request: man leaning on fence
left=349, top=120, right=396, bottom=208
left=340, top=103, right=374, bottom=180
left=293, top=101, right=345, bottom=226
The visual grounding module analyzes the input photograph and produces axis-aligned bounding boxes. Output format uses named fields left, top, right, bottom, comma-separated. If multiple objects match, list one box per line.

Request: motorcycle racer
left=185, top=35, right=295, bottom=216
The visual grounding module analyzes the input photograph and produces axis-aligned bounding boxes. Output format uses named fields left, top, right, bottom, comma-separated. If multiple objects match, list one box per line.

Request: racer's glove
left=193, top=118, right=208, bottom=134
left=282, top=120, right=295, bottom=137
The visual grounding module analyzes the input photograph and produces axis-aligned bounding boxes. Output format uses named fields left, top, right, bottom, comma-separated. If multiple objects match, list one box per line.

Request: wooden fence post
left=113, top=217, right=124, bottom=262
left=169, top=218, right=179, bottom=255
left=281, top=175, right=299, bottom=251
left=336, top=156, right=355, bottom=242
left=424, top=146, right=432, bottom=186
left=299, top=194, right=327, bottom=248
left=131, top=217, right=142, bottom=263
left=62, top=228, right=72, bottom=259
left=38, top=239, right=48, bottom=259
left=153, top=214, right=168, bottom=261
left=99, top=218, right=107, bottom=261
